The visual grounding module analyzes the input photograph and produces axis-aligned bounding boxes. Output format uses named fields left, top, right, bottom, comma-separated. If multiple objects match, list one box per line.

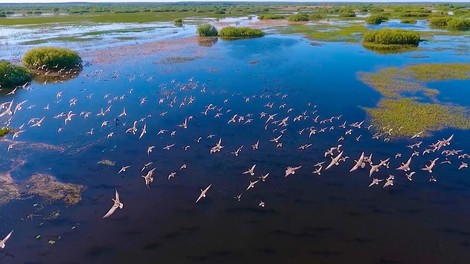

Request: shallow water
left=1, top=21, right=470, bottom=264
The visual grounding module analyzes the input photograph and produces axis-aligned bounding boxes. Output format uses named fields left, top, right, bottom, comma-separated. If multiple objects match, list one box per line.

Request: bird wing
left=103, top=205, right=117, bottom=218
left=115, top=190, right=120, bottom=201
left=2, top=230, right=13, bottom=243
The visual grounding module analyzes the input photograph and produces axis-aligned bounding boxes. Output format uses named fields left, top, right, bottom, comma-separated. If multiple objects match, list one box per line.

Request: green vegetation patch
left=365, top=99, right=470, bottom=137
left=24, top=174, right=86, bottom=205
left=429, top=17, right=452, bottom=28
left=363, top=28, right=420, bottom=46
left=406, top=63, right=470, bottom=82
left=22, top=47, right=82, bottom=70
left=288, top=13, right=309, bottom=22
left=197, top=23, right=218, bottom=37
left=280, top=23, right=367, bottom=42
left=339, top=10, right=356, bottom=18
left=365, top=14, right=388, bottom=25
left=219, top=26, right=264, bottom=39
left=447, top=18, right=470, bottom=31
left=360, top=63, right=470, bottom=137
left=20, top=36, right=96, bottom=45
left=259, top=14, right=286, bottom=20
left=0, top=61, right=32, bottom=88
left=0, top=128, right=10, bottom=138
left=401, top=19, right=417, bottom=24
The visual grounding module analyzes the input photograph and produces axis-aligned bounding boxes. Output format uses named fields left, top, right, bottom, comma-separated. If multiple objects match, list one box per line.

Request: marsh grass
left=362, top=28, right=420, bottom=50
left=366, top=99, right=470, bottom=137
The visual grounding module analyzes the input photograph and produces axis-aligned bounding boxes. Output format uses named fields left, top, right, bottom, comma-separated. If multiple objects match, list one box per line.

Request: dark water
left=2, top=32, right=470, bottom=264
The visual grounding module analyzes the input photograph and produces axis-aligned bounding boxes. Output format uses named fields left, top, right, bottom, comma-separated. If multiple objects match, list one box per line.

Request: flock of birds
left=1, top=68, right=470, bottom=251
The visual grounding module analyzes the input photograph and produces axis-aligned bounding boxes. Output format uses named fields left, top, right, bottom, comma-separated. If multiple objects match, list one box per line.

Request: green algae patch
left=366, top=99, right=470, bottom=137
left=0, top=173, right=21, bottom=206
left=24, top=174, right=85, bottom=205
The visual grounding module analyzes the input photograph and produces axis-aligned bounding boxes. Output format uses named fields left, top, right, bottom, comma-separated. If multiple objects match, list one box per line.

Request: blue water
left=1, top=31, right=470, bottom=263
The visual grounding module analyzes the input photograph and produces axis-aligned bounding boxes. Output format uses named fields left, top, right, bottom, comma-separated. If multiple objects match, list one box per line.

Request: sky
left=1, top=0, right=469, bottom=3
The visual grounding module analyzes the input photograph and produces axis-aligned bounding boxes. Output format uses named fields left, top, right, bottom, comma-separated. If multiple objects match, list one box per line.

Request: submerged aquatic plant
left=0, top=173, right=21, bottom=206
left=97, top=160, right=116, bottom=166
left=24, top=174, right=86, bottom=205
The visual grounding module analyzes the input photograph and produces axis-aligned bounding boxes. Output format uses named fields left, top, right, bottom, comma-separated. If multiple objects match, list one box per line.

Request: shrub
left=447, top=18, right=470, bottom=31
left=22, top=47, right=82, bottom=70
left=0, top=61, right=31, bottom=88
left=197, top=23, right=218, bottom=37
left=339, top=10, right=356, bottom=18
left=174, top=18, right=183, bottom=26
left=219, top=27, right=264, bottom=39
left=366, top=14, right=387, bottom=25
left=258, top=14, right=285, bottom=20
left=288, top=13, right=309, bottom=22
left=429, top=17, right=452, bottom=27
left=363, top=28, right=420, bottom=46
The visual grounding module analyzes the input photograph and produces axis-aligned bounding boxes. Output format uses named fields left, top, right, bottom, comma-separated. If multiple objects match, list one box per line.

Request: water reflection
left=197, top=37, right=218, bottom=47
left=32, top=68, right=82, bottom=84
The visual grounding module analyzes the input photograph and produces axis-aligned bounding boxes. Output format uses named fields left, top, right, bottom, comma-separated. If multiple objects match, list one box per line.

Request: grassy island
left=22, top=47, right=82, bottom=71
left=197, top=23, right=218, bottom=37
left=0, top=61, right=31, bottom=88
left=362, top=28, right=420, bottom=51
left=365, top=14, right=387, bottom=25
left=219, top=27, right=264, bottom=39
